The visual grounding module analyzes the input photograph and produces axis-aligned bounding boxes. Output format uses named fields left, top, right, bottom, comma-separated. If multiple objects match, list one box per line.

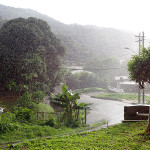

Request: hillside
left=0, top=4, right=138, bottom=65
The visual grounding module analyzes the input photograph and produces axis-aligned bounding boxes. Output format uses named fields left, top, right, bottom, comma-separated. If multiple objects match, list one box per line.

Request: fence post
left=37, top=112, right=38, bottom=120
left=85, top=107, right=87, bottom=124
left=42, top=112, right=45, bottom=120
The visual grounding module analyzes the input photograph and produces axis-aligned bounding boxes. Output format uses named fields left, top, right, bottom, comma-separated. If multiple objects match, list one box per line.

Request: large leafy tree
left=0, top=17, right=65, bottom=94
left=128, top=47, right=150, bottom=133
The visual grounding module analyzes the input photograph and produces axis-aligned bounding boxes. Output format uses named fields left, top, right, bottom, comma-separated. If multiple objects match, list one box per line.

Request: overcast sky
left=0, top=0, right=150, bottom=37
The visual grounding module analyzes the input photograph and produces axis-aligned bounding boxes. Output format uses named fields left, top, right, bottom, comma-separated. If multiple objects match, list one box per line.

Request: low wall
left=124, top=105, right=149, bottom=120
left=0, top=96, right=18, bottom=103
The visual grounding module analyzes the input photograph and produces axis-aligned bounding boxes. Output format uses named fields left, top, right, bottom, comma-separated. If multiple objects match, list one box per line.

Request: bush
left=44, top=117, right=55, bottom=127
left=32, top=91, right=45, bottom=104
left=0, top=112, right=16, bottom=123
left=17, top=92, right=37, bottom=111
left=0, top=112, right=18, bottom=133
left=38, top=103, right=54, bottom=113
left=65, top=119, right=80, bottom=128
left=15, top=107, right=33, bottom=123
left=65, top=71, right=100, bottom=90
left=0, top=122, right=19, bottom=133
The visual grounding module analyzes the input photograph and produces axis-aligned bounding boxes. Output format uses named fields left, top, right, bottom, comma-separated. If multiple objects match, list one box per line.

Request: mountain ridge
left=0, top=4, right=138, bottom=65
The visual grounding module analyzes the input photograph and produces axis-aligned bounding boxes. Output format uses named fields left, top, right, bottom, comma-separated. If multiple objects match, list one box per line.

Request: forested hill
left=0, top=4, right=137, bottom=65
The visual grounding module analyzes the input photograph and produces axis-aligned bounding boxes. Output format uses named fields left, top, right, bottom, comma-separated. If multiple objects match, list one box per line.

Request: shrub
left=0, top=122, right=19, bottom=133
left=32, top=91, right=45, bottom=104
left=15, top=107, right=33, bottom=123
left=38, top=102, right=54, bottom=113
left=17, top=92, right=37, bottom=111
left=44, top=117, right=55, bottom=127
left=65, top=119, right=80, bottom=128
left=0, top=112, right=18, bottom=133
left=0, top=112, right=16, bottom=123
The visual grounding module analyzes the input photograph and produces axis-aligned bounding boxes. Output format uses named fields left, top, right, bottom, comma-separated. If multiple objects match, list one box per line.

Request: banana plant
left=51, top=84, right=80, bottom=121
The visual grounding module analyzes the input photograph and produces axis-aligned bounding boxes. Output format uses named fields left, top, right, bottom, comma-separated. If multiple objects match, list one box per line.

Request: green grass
left=0, top=120, right=106, bottom=145
left=7, top=122, right=150, bottom=150
left=73, top=87, right=105, bottom=94
left=92, top=93, right=150, bottom=102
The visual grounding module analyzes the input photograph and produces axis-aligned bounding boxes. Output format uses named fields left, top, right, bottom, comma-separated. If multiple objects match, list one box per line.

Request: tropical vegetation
left=0, top=17, right=65, bottom=95
left=6, top=122, right=150, bottom=150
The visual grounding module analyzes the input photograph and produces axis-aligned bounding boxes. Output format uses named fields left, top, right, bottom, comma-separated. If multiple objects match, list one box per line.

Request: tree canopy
left=84, top=57, right=122, bottom=87
left=128, top=47, right=150, bottom=89
left=0, top=17, right=65, bottom=94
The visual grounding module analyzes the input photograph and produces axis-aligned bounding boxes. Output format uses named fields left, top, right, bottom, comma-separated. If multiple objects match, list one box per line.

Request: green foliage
left=84, top=57, right=122, bottom=88
left=15, top=107, right=34, bottom=123
left=128, top=47, right=150, bottom=88
left=10, top=122, right=150, bottom=150
left=0, top=4, right=137, bottom=66
left=0, top=118, right=102, bottom=143
left=77, top=72, right=100, bottom=88
left=0, top=17, right=65, bottom=94
left=32, top=91, right=45, bottom=104
left=0, top=112, right=18, bottom=133
left=65, top=71, right=100, bottom=90
left=65, top=119, right=80, bottom=128
left=128, top=47, right=150, bottom=132
left=6, top=80, right=17, bottom=91
left=38, top=102, right=54, bottom=113
left=44, top=117, right=55, bottom=127
left=93, top=93, right=150, bottom=102
left=64, top=71, right=80, bottom=89
left=16, top=90, right=45, bottom=111
left=17, top=92, right=37, bottom=110
left=51, top=84, right=83, bottom=126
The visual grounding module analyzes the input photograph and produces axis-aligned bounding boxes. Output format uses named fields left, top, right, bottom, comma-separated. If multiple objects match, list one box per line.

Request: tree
left=0, top=17, right=65, bottom=94
left=128, top=47, right=150, bottom=133
left=84, top=57, right=121, bottom=88
left=64, top=71, right=80, bottom=90
left=76, top=72, right=99, bottom=88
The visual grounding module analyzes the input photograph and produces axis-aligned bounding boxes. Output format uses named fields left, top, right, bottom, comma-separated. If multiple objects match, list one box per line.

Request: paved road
left=78, top=94, right=133, bottom=126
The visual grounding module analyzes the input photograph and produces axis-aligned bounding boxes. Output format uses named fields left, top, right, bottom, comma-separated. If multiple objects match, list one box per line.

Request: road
left=78, top=94, right=133, bottom=126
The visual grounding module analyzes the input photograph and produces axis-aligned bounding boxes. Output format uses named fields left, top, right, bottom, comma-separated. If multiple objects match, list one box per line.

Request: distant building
left=115, top=76, right=138, bottom=92
left=114, top=76, right=150, bottom=93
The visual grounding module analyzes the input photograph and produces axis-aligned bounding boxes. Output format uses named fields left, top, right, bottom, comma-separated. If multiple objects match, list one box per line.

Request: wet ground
left=79, top=93, right=133, bottom=126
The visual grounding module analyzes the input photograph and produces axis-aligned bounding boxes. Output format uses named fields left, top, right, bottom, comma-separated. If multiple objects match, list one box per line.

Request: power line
left=124, top=47, right=138, bottom=55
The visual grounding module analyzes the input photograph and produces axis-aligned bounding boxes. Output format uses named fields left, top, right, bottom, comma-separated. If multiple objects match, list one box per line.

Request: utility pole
left=135, top=32, right=145, bottom=104
left=142, top=32, right=145, bottom=104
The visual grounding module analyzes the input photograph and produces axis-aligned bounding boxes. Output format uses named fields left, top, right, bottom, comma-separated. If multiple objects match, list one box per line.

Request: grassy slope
left=92, top=93, right=150, bottom=102
left=0, top=121, right=106, bottom=144
left=9, top=122, right=150, bottom=150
